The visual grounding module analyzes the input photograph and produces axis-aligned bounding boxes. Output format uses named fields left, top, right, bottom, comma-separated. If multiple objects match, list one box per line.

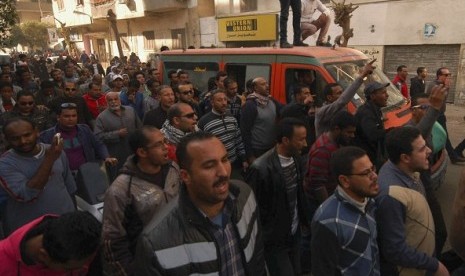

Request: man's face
left=335, top=125, right=356, bottom=146
left=88, top=84, right=102, bottom=98
left=301, top=72, right=314, bottom=85
left=253, top=78, right=269, bottom=96
left=4, top=120, right=38, bottom=155
left=151, top=69, right=161, bottom=80
left=64, top=82, right=77, bottom=97
left=212, top=92, right=228, bottom=114
left=177, top=84, right=194, bottom=103
left=92, top=75, right=102, bottom=85
left=1, top=65, right=11, bottom=74
left=0, top=74, right=12, bottom=83
left=216, top=76, right=227, bottom=89
left=65, top=67, right=74, bottom=78
left=42, top=87, right=54, bottom=96
left=159, top=87, right=175, bottom=109
left=169, top=73, right=179, bottom=84
left=370, top=88, right=389, bottom=107
left=141, top=130, right=170, bottom=167
left=178, top=73, right=189, bottom=83
left=398, top=67, right=408, bottom=80
left=342, top=155, right=379, bottom=202
left=295, top=87, right=312, bottom=105
left=112, top=78, right=123, bottom=89
left=52, top=70, right=62, bottom=82
left=286, top=126, right=308, bottom=155
left=21, top=71, right=32, bottom=82
left=420, top=69, right=428, bottom=79
left=58, top=108, right=78, bottom=129
left=406, top=135, right=432, bottom=171
left=181, top=137, right=231, bottom=207
left=106, top=93, right=121, bottom=111
left=136, top=73, right=145, bottom=84
left=127, top=66, right=136, bottom=77
left=225, top=82, right=238, bottom=98
left=0, top=86, right=13, bottom=101
left=327, top=85, right=343, bottom=103
left=17, top=95, right=35, bottom=114
left=438, top=68, right=452, bottom=86
left=175, top=105, right=197, bottom=132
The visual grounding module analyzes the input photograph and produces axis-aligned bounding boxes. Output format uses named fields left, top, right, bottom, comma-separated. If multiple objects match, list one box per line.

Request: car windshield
left=324, top=60, right=405, bottom=110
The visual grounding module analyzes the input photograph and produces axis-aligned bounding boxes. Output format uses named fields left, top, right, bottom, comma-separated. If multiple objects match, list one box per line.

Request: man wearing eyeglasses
left=426, top=67, right=465, bottom=164
left=311, top=146, right=380, bottom=275
left=102, top=126, right=180, bottom=275
left=376, top=127, right=449, bottom=276
left=49, top=81, right=94, bottom=129
left=160, top=103, right=198, bottom=162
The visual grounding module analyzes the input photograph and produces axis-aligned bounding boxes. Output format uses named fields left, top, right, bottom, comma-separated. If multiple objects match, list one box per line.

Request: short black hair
left=417, top=67, right=426, bottom=75
left=42, top=211, right=101, bottom=263
left=436, top=67, right=448, bottom=78
left=40, top=80, right=54, bottom=90
left=129, top=126, right=159, bottom=153
left=223, top=77, right=237, bottom=89
left=3, top=117, right=36, bottom=137
left=397, top=65, right=407, bottom=72
left=88, top=82, right=101, bottom=90
left=167, top=70, right=177, bottom=78
left=176, top=131, right=216, bottom=170
left=276, top=117, right=306, bottom=144
left=411, top=93, right=429, bottom=106
left=330, top=110, right=356, bottom=130
left=128, top=79, right=141, bottom=89
left=323, top=83, right=342, bottom=97
left=386, top=126, right=421, bottom=164
left=293, top=84, right=309, bottom=97
left=215, top=71, right=228, bottom=81
left=330, top=146, right=367, bottom=183
left=177, top=70, right=188, bottom=78
left=16, top=90, right=35, bottom=100
left=0, top=81, right=13, bottom=91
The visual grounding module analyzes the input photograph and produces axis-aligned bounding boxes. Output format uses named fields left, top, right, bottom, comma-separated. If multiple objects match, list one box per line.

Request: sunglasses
left=65, top=88, right=77, bottom=91
left=61, top=102, right=77, bottom=108
left=19, top=101, right=34, bottom=106
left=411, top=104, right=429, bottom=110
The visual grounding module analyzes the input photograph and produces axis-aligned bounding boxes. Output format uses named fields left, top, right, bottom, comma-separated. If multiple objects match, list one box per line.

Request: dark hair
left=210, top=89, right=226, bottom=100
left=167, top=70, right=177, bottom=79
left=245, top=78, right=254, bottom=92
left=16, top=90, right=35, bottom=100
left=436, top=67, right=448, bottom=78
left=330, top=110, right=356, bottom=130
left=57, top=103, right=77, bottom=115
left=134, top=70, right=145, bottom=79
left=42, top=211, right=101, bottom=263
left=293, top=84, right=309, bottom=97
left=3, top=117, right=36, bottom=136
left=177, top=70, right=188, bottom=78
left=215, top=71, right=228, bottom=81
left=88, top=82, right=101, bottom=90
left=386, top=126, right=421, bottom=164
left=160, top=45, right=170, bottom=52
left=50, top=68, right=61, bottom=76
left=156, top=84, right=171, bottom=95
left=167, top=103, right=186, bottom=124
left=396, top=65, right=407, bottom=72
left=417, top=67, right=426, bottom=75
left=411, top=93, right=429, bottom=106
left=223, top=77, right=237, bottom=89
left=146, top=79, right=160, bottom=89
left=129, top=126, right=159, bottom=153
left=176, top=131, right=216, bottom=170
left=128, top=79, right=141, bottom=90
left=330, top=146, right=367, bottom=182
left=276, top=117, right=306, bottom=144
left=148, top=68, right=157, bottom=75
left=207, top=77, right=217, bottom=91
left=323, top=83, right=342, bottom=97
left=0, top=72, right=11, bottom=79
left=40, top=80, right=54, bottom=90
left=0, top=81, right=13, bottom=91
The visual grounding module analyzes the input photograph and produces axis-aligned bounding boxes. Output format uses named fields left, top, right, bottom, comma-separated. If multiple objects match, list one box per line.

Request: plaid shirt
left=207, top=196, right=245, bottom=276
left=227, top=95, right=242, bottom=123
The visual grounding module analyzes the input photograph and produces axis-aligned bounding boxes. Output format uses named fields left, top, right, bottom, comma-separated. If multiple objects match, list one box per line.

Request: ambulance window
left=285, top=69, right=327, bottom=106
left=225, top=64, right=271, bottom=95
left=163, top=62, right=219, bottom=93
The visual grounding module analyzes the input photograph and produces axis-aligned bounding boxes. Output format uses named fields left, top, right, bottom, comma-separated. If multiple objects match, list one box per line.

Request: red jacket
left=83, top=94, right=107, bottom=119
left=392, top=75, right=409, bottom=99
left=0, top=215, right=89, bottom=276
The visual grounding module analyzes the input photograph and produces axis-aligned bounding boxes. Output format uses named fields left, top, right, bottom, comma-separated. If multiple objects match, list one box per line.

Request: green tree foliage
left=0, top=0, right=19, bottom=49
left=19, top=21, right=50, bottom=50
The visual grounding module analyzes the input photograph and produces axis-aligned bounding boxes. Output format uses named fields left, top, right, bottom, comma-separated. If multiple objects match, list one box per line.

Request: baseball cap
left=364, top=82, right=390, bottom=98
left=111, top=74, right=123, bottom=82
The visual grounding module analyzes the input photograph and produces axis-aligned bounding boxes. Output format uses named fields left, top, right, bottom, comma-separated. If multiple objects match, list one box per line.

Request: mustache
left=213, top=176, right=229, bottom=187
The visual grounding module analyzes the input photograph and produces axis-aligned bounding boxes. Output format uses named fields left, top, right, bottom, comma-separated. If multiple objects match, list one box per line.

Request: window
left=171, top=29, right=186, bottom=50
left=163, top=62, right=219, bottom=93
left=120, top=33, right=129, bottom=50
left=225, top=63, right=271, bottom=94
left=284, top=68, right=327, bottom=105
left=76, top=0, right=84, bottom=6
left=142, top=31, right=155, bottom=50
left=240, top=0, right=257, bottom=12
left=57, top=0, right=65, bottom=10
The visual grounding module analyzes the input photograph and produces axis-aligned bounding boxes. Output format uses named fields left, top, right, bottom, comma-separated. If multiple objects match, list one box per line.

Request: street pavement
left=437, top=103, right=465, bottom=252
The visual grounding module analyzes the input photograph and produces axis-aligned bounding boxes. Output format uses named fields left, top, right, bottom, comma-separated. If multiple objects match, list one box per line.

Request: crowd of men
left=1, top=51, right=465, bottom=276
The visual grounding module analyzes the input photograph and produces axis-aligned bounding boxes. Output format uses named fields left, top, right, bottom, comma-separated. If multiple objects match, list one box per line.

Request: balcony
left=143, top=0, right=187, bottom=13
left=90, top=0, right=116, bottom=19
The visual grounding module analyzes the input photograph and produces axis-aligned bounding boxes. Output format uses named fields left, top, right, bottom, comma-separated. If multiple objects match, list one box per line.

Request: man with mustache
left=135, top=132, right=265, bottom=275
left=246, top=118, right=309, bottom=276
left=376, top=127, right=449, bottom=276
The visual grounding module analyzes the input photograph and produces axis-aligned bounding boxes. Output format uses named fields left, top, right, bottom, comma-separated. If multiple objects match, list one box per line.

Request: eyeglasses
left=181, top=90, right=194, bottom=95
left=411, top=104, right=429, bottom=110
left=347, top=165, right=377, bottom=178
left=19, top=101, right=34, bottom=106
left=61, top=103, right=77, bottom=108
left=145, top=138, right=169, bottom=150
left=65, top=87, right=77, bottom=91
left=180, top=112, right=196, bottom=119
left=440, top=73, right=452, bottom=77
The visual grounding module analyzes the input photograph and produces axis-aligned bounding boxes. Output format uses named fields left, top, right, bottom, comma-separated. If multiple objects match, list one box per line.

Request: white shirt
left=301, top=0, right=330, bottom=23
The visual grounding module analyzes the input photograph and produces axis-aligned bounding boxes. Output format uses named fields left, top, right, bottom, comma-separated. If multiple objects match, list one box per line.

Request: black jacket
left=134, top=180, right=265, bottom=276
left=410, top=76, right=426, bottom=98
left=246, top=147, right=309, bottom=246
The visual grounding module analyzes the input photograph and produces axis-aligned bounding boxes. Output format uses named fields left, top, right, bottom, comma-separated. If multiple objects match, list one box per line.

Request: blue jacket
left=120, top=92, right=144, bottom=120
left=39, top=124, right=110, bottom=163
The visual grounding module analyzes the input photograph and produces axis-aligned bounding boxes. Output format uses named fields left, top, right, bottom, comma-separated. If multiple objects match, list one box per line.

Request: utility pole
left=107, top=9, right=123, bottom=58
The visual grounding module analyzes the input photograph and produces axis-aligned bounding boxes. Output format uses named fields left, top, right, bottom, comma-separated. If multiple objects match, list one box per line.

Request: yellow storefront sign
left=218, top=14, right=278, bottom=42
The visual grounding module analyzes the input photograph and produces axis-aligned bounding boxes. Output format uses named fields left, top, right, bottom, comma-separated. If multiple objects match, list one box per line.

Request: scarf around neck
left=161, top=120, right=198, bottom=145
left=247, top=92, right=270, bottom=108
